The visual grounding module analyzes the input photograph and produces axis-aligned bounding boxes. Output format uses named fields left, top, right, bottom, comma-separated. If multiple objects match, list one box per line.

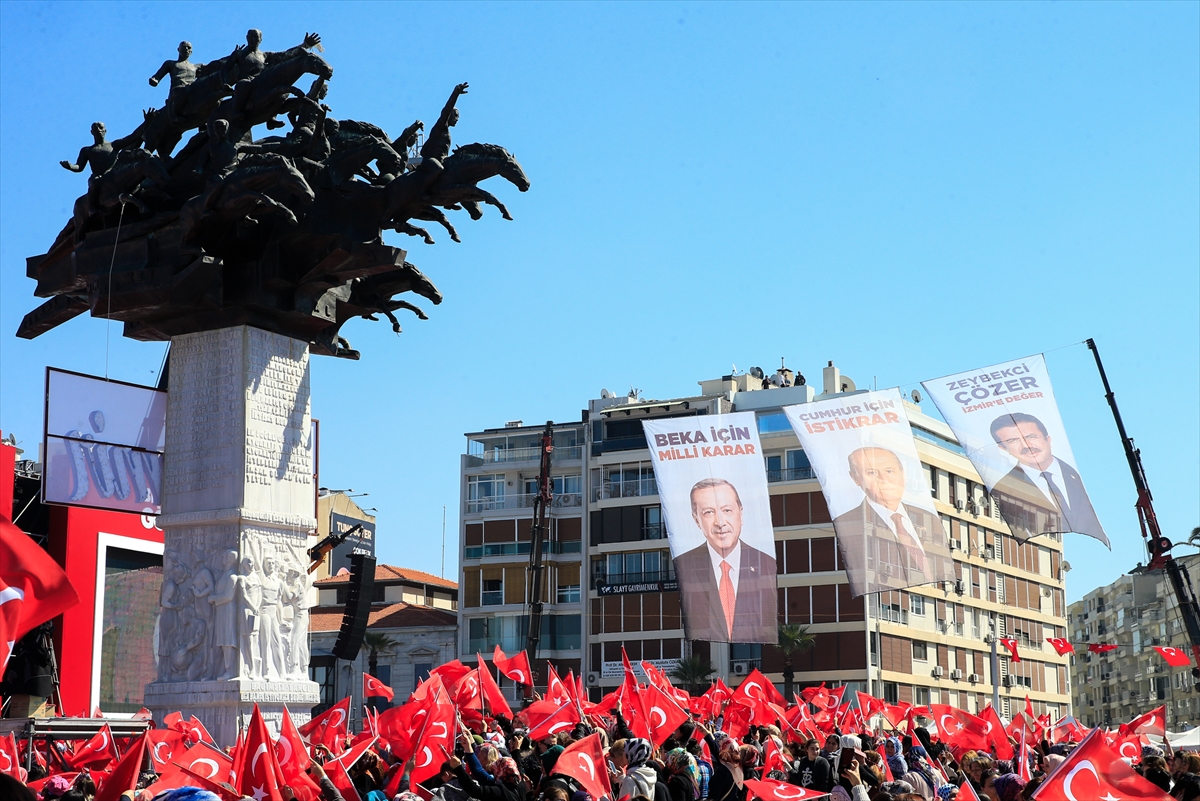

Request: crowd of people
left=5, top=698, right=1199, bottom=801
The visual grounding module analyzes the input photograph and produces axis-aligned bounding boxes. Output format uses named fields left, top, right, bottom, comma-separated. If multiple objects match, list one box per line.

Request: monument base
left=145, top=326, right=319, bottom=746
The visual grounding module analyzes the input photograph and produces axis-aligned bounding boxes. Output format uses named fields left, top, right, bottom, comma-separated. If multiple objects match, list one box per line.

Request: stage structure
left=21, top=28, right=528, bottom=743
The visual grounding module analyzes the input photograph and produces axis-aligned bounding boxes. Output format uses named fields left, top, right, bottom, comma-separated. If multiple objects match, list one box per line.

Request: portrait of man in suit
left=832, top=446, right=954, bottom=595
left=673, top=477, right=777, bottom=643
left=988, top=412, right=1106, bottom=544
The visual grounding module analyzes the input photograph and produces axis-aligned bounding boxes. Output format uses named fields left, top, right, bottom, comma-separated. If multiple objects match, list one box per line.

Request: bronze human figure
left=23, top=32, right=528, bottom=359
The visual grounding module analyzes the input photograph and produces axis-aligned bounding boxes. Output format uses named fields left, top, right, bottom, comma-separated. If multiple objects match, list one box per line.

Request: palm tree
left=1187, top=526, right=1200, bottom=549
left=362, top=632, right=400, bottom=707
left=671, top=654, right=716, bottom=695
left=777, top=623, right=815, bottom=703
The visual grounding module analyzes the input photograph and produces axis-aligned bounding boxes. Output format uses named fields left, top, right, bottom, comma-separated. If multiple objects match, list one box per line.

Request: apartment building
left=458, top=363, right=1072, bottom=719
left=458, top=421, right=587, bottom=697
left=1068, top=553, right=1200, bottom=730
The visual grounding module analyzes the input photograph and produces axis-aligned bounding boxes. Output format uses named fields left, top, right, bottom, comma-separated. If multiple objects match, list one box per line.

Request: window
left=369, top=665, right=394, bottom=711
left=604, top=550, right=672, bottom=583
left=883, top=681, right=899, bottom=704
left=482, top=578, right=503, bottom=606
left=546, top=614, right=581, bottom=650
left=467, top=474, right=505, bottom=511
left=553, top=475, right=582, bottom=496
left=915, top=686, right=930, bottom=705
left=643, top=506, right=664, bottom=539
left=414, top=663, right=432, bottom=691
left=910, top=595, right=926, bottom=616
left=913, top=642, right=928, bottom=661
left=557, top=583, right=580, bottom=603
left=310, top=656, right=337, bottom=710
left=467, top=615, right=528, bottom=652
left=925, top=465, right=938, bottom=499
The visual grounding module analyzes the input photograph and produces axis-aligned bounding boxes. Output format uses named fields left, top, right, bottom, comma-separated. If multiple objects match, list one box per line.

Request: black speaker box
left=332, top=554, right=376, bottom=661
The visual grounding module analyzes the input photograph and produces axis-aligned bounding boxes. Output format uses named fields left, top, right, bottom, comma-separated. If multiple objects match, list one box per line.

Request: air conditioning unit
left=1149, top=692, right=1160, bottom=701
left=951, top=669, right=963, bottom=681
left=968, top=502, right=979, bottom=515
left=586, top=672, right=600, bottom=686
left=939, top=621, right=950, bottom=634
left=1002, top=675, right=1016, bottom=688
left=731, top=661, right=751, bottom=676
left=955, top=500, right=965, bottom=511
left=984, top=634, right=996, bottom=644
left=950, top=540, right=961, bottom=551
left=933, top=666, right=945, bottom=678
left=955, top=579, right=965, bottom=595
left=968, top=673, right=981, bottom=684
left=1102, top=672, right=1112, bottom=680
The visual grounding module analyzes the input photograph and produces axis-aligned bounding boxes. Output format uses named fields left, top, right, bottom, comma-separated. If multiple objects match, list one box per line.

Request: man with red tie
left=832, top=447, right=954, bottom=594
left=673, top=478, right=778, bottom=643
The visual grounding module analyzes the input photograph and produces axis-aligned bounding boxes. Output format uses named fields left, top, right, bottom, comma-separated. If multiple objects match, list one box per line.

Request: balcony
left=463, top=540, right=583, bottom=560
left=465, top=445, right=583, bottom=467
left=593, top=569, right=676, bottom=589
left=766, top=467, right=817, bottom=483
left=591, top=477, right=658, bottom=502
left=465, top=492, right=583, bottom=514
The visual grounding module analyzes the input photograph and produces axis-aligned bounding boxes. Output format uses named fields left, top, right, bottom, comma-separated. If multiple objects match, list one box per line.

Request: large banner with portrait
left=921, top=354, right=1109, bottom=547
left=783, top=388, right=955, bottom=598
left=642, top=412, right=777, bottom=643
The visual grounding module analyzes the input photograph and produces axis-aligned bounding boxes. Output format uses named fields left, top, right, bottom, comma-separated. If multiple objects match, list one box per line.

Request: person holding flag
left=445, top=729, right=525, bottom=801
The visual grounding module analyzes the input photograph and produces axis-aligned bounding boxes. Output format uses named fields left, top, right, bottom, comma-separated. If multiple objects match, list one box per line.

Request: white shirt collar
left=1019, top=457, right=1068, bottom=509
left=867, top=499, right=912, bottom=536
left=708, top=540, right=742, bottom=595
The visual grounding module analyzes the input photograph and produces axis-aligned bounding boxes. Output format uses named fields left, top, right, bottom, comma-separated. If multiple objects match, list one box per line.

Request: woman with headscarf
left=900, top=745, right=944, bottom=800
left=982, top=773, right=1025, bottom=801
left=704, top=733, right=747, bottom=801
left=664, top=748, right=700, bottom=801
left=739, top=745, right=762, bottom=783
left=884, top=737, right=907, bottom=781
left=449, top=742, right=525, bottom=801
left=618, top=738, right=660, bottom=801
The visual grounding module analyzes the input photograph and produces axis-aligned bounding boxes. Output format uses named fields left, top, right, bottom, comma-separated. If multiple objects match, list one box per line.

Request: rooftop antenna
left=912, top=389, right=922, bottom=404
left=441, top=505, right=446, bottom=578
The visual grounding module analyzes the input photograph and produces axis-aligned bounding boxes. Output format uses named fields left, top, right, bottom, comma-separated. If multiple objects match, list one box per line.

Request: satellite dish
left=749, top=366, right=765, bottom=380
left=912, top=389, right=922, bottom=404
left=1061, top=561, right=1072, bottom=572
left=600, top=388, right=613, bottom=399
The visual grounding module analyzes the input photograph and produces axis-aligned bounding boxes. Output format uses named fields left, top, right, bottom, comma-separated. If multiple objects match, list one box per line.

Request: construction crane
left=525, top=421, right=554, bottom=681
left=1088, top=339, right=1200, bottom=688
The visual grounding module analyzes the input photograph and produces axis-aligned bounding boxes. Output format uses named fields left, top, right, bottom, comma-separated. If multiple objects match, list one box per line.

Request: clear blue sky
left=1, top=2, right=1196, bottom=602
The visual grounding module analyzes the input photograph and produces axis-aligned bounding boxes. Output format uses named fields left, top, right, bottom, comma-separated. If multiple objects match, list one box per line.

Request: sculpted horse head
left=447, top=142, right=530, bottom=192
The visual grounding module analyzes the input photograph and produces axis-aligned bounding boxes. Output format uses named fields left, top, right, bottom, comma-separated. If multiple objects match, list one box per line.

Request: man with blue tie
left=988, top=412, right=1107, bottom=546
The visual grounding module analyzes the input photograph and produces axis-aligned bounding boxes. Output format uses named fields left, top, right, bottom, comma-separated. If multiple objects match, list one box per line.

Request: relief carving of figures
left=209, top=550, right=240, bottom=680
left=258, top=556, right=286, bottom=680
left=283, top=564, right=311, bottom=678
left=170, top=606, right=207, bottom=681
left=191, top=562, right=216, bottom=677
left=156, top=559, right=187, bottom=681
left=238, top=555, right=263, bottom=679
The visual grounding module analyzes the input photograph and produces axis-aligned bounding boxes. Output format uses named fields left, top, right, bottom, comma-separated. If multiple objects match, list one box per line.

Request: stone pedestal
left=145, top=326, right=319, bottom=745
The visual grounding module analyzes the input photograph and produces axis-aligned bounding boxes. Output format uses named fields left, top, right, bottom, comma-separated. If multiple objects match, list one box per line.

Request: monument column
left=144, top=325, right=319, bottom=744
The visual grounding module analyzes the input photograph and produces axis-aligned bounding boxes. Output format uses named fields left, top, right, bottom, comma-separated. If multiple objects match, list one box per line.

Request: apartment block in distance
left=458, top=362, right=1072, bottom=720
left=1068, top=552, right=1200, bottom=730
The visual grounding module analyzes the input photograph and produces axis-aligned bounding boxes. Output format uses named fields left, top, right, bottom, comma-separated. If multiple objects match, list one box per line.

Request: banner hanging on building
left=921, top=354, right=1108, bottom=547
left=642, top=412, right=777, bottom=643
left=783, top=388, right=954, bottom=597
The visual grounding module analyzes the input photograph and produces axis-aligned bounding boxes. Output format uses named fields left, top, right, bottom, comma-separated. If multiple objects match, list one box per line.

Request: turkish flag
left=1124, top=705, right=1167, bottom=738
left=1016, top=727, right=1032, bottom=782
left=723, top=699, right=753, bottom=740
left=235, top=705, right=287, bottom=801
left=1049, top=716, right=1089, bottom=745
left=364, top=672, right=395, bottom=701
left=326, top=758, right=363, bottom=801
left=277, top=707, right=321, bottom=801
left=146, top=728, right=188, bottom=772
left=763, top=739, right=788, bottom=776
left=732, top=668, right=788, bottom=708
left=1153, top=646, right=1192, bottom=667
left=977, top=704, right=1014, bottom=760
left=1031, top=728, right=1169, bottom=800
left=553, top=733, right=611, bottom=801
left=643, top=681, right=690, bottom=746
left=94, top=731, right=148, bottom=801
left=476, top=653, right=514, bottom=718
left=929, top=705, right=989, bottom=750
left=1087, top=643, right=1119, bottom=654
left=453, top=668, right=484, bottom=709
left=172, top=741, right=235, bottom=786
left=410, top=679, right=457, bottom=789
left=952, top=780, right=982, bottom=801
left=430, top=659, right=473, bottom=691
left=69, top=722, right=120, bottom=769
left=999, top=638, right=1021, bottom=662
left=185, top=714, right=217, bottom=747
left=743, top=778, right=826, bottom=800
left=528, top=699, right=582, bottom=741
left=1046, top=637, right=1075, bottom=656
left=378, top=696, right=433, bottom=762
left=330, top=735, right=378, bottom=774
left=1109, top=731, right=1144, bottom=762
left=0, top=732, right=26, bottom=781
left=883, top=702, right=911, bottom=728
left=300, top=696, right=351, bottom=754
left=493, top=645, right=533, bottom=686
left=856, top=692, right=885, bottom=723
left=547, top=663, right=572, bottom=705
left=0, top=515, right=79, bottom=673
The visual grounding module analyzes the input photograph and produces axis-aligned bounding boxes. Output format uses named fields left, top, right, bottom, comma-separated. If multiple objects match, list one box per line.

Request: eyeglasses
left=997, top=433, right=1045, bottom=447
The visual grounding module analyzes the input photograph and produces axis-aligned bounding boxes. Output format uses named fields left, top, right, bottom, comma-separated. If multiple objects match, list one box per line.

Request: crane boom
left=525, top=421, right=554, bottom=680
left=1087, top=339, right=1200, bottom=684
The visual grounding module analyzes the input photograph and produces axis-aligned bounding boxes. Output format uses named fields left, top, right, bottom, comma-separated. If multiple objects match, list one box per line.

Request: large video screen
left=43, top=368, right=167, bottom=514
left=99, top=546, right=162, bottom=713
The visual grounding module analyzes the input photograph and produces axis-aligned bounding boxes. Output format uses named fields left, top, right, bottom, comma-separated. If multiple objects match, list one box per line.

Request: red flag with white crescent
left=278, top=705, right=322, bottom=801
left=978, top=704, right=1014, bottom=760
left=743, top=778, right=827, bottom=800
left=929, top=705, right=989, bottom=750
left=643, top=680, right=689, bottom=747
left=547, top=663, right=571, bottom=705
left=477, top=653, right=514, bottom=718
left=299, top=696, right=351, bottom=755
left=493, top=645, right=532, bottom=686
left=999, top=638, right=1022, bottom=662
left=364, top=672, right=396, bottom=701
left=1153, top=646, right=1192, bottom=667
left=1123, top=705, right=1167, bottom=738
left=1031, top=728, right=1169, bottom=800
left=0, top=733, right=26, bottom=782
left=1046, top=637, right=1075, bottom=656
left=553, top=732, right=611, bottom=801
left=1087, top=643, right=1118, bottom=654
left=172, top=741, right=235, bottom=785
left=94, top=731, right=148, bottom=801
left=528, top=699, right=582, bottom=741
left=234, top=704, right=287, bottom=801
left=326, top=758, right=363, bottom=801
left=0, top=514, right=80, bottom=675
left=68, top=722, right=120, bottom=769
left=146, top=728, right=187, bottom=772
left=185, top=715, right=217, bottom=747
left=410, top=678, right=457, bottom=789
